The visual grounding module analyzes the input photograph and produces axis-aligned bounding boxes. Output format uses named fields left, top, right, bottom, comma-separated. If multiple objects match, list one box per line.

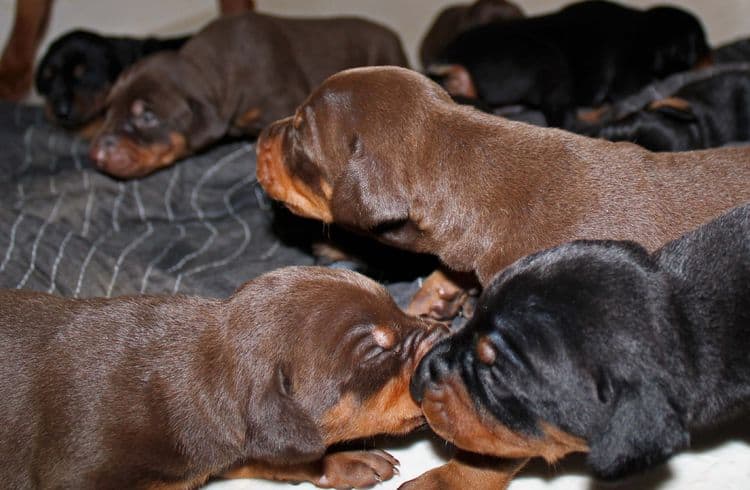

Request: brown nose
left=257, top=116, right=291, bottom=152
left=89, top=135, right=118, bottom=167
left=256, top=119, right=291, bottom=194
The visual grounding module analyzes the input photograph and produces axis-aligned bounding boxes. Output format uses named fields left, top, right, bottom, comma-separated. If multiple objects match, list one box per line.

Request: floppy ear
left=330, top=135, right=409, bottom=231
left=186, top=96, right=227, bottom=149
left=244, top=370, right=325, bottom=465
left=587, top=381, right=689, bottom=480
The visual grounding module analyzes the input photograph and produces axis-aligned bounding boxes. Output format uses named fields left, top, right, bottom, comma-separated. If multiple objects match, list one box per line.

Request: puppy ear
left=244, top=366, right=325, bottom=465
left=330, top=135, right=409, bottom=230
left=186, top=96, right=227, bottom=149
left=587, top=381, right=689, bottom=480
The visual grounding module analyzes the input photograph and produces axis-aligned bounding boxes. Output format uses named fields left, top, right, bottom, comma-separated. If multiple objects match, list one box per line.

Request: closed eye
left=133, top=110, right=160, bottom=130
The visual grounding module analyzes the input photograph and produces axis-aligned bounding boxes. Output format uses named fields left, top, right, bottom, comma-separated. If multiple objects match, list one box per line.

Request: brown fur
left=0, top=266, right=445, bottom=489
left=89, top=12, right=408, bottom=178
left=400, top=452, right=528, bottom=490
left=257, top=66, right=750, bottom=287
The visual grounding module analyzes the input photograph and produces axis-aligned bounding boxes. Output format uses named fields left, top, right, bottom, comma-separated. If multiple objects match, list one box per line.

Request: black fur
left=578, top=67, right=750, bottom=151
left=413, top=203, right=750, bottom=480
left=35, top=29, right=188, bottom=127
left=433, top=0, right=709, bottom=126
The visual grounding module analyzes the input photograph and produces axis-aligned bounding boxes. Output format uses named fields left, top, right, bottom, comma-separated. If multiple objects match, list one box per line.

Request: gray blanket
left=0, top=102, right=423, bottom=304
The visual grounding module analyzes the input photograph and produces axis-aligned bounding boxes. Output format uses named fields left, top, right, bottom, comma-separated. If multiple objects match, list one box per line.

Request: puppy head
left=465, top=0, right=525, bottom=27
left=642, top=7, right=710, bottom=76
left=89, top=52, right=223, bottom=178
left=228, top=266, right=447, bottom=464
left=36, top=30, right=121, bottom=127
left=411, top=241, right=690, bottom=480
left=257, top=66, right=453, bottom=249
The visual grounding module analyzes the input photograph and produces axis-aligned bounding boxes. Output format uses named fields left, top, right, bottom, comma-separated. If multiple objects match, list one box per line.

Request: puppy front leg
left=221, top=449, right=399, bottom=488
left=399, top=454, right=528, bottom=490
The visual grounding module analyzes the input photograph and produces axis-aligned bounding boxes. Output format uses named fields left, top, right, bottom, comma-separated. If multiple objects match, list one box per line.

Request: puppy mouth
left=421, top=374, right=588, bottom=461
left=414, top=322, right=452, bottom=366
left=89, top=132, right=187, bottom=179
left=256, top=119, right=334, bottom=223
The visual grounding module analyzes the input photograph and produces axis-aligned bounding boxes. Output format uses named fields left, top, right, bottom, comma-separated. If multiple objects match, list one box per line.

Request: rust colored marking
left=429, top=64, right=478, bottom=99
left=422, top=373, right=588, bottom=462
left=256, top=122, right=333, bottom=222
left=647, top=97, right=692, bottom=113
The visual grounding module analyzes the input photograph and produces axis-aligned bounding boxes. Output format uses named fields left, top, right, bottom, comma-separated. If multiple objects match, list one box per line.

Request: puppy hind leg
left=399, top=453, right=528, bottom=490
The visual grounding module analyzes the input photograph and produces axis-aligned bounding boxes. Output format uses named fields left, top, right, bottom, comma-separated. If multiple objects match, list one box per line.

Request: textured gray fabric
left=0, top=102, right=425, bottom=303
left=713, top=37, right=750, bottom=65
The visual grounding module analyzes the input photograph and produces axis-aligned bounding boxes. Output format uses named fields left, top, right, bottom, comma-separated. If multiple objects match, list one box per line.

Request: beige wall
left=1, top=0, right=749, bottom=70
left=254, top=0, right=750, bottom=67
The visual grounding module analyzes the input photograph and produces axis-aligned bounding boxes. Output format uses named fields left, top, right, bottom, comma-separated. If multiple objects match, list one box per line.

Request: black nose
left=53, top=100, right=72, bottom=119
left=410, top=340, right=454, bottom=404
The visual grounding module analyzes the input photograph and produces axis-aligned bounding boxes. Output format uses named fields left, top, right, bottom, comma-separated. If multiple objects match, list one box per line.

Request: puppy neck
left=424, top=106, right=593, bottom=284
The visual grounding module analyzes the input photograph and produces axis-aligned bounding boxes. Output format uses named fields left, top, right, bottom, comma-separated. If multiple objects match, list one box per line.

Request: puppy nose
left=89, top=135, right=118, bottom=164
left=54, top=100, right=71, bottom=119
left=410, top=340, right=453, bottom=404
left=259, top=121, right=283, bottom=148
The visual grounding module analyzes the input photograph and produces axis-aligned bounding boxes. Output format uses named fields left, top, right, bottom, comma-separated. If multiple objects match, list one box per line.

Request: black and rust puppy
left=419, top=0, right=524, bottom=69
left=89, top=12, right=408, bottom=179
left=431, top=0, right=709, bottom=126
left=579, top=65, right=750, bottom=151
left=36, top=29, right=188, bottom=129
left=0, top=266, right=445, bottom=489
left=412, top=203, right=750, bottom=488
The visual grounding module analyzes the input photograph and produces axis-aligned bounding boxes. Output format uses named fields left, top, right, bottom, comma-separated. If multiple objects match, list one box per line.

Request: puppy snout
left=53, top=100, right=72, bottom=120
left=411, top=341, right=453, bottom=404
left=89, top=135, right=118, bottom=166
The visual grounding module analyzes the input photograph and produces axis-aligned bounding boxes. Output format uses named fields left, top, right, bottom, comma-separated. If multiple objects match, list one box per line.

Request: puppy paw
left=316, top=449, right=399, bottom=489
left=407, top=270, right=469, bottom=321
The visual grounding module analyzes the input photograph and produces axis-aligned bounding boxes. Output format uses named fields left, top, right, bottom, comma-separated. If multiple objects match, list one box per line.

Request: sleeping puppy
left=89, top=12, right=408, bottom=179
left=430, top=0, right=709, bottom=126
left=419, top=0, right=524, bottom=69
left=256, top=66, right=750, bottom=290
left=0, top=266, right=445, bottom=489
left=578, top=66, right=750, bottom=151
left=35, top=29, right=188, bottom=129
left=411, top=202, right=750, bottom=487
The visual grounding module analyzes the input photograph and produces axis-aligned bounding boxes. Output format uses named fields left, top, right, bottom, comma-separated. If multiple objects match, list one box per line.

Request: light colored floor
left=204, top=420, right=750, bottom=489
left=0, top=1, right=748, bottom=488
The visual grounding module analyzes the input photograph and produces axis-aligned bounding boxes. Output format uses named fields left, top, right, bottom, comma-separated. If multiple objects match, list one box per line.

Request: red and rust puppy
left=89, top=12, right=408, bottom=179
left=419, top=0, right=524, bottom=69
left=411, top=203, right=750, bottom=487
left=0, top=266, right=445, bottom=489
left=257, top=66, right=750, bottom=309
